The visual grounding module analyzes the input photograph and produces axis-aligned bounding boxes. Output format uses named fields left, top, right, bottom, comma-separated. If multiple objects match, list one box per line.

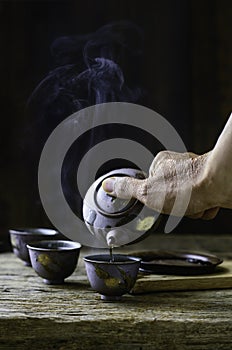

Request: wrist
left=191, top=152, right=220, bottom=211
left=203, top=148, right=232, bottom=209
left=198, top=152, right=224, bottom=209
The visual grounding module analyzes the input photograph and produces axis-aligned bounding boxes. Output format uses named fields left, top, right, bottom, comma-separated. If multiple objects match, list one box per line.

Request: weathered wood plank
left=1, top=317, right=232, bottom=350
left=0, top=236, right=232, bottom=349
left=132, top=260, right=232, bottom=294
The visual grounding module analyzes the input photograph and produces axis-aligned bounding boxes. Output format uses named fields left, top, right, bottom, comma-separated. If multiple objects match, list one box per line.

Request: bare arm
left=102, top=113, right=232, bottom=219
left=203, top=113, right=232, bottom=209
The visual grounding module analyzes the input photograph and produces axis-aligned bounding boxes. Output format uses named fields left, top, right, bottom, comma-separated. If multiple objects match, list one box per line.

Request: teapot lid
left=93, top=168, right=144, bottom=217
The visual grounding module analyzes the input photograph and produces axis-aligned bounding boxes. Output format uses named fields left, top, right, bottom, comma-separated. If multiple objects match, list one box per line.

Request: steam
left=29, top=21, right=143, bottom=121
left=28, top=21, right=144, bottom=219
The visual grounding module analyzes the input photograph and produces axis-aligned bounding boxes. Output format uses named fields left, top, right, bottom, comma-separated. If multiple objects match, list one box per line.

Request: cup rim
left=9, top=228, right=59, bottom=236
left=83, top=254, right=141, bottom=264
left=26, top=240, right=82, bottom=251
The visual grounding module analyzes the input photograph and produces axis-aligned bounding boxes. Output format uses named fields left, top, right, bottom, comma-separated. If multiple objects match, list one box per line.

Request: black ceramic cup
left=84, top=254, right=141, bottom=301
left=9, top=228, right=61, bottom=266
left=27, top=240, right=81, bottom=285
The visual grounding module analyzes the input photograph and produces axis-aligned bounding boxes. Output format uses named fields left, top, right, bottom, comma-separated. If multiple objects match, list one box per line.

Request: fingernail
left=102, top=177, right=115, bottom=193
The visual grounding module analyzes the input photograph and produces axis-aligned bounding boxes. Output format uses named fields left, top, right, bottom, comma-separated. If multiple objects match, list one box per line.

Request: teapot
left=83, top=168, right=160, bottom=247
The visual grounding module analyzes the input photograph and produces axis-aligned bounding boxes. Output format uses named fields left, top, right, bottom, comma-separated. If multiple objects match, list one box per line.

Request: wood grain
left=132, top=260, right=232, bottom=294
left=0, top=250, right=232, bottom=349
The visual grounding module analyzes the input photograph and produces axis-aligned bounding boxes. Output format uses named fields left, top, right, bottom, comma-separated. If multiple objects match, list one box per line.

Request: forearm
left=203, top=113, right=232, bottom=208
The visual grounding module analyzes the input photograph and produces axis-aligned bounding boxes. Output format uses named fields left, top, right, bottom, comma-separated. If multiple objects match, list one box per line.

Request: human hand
left=102, top=151, right=219, bottom=220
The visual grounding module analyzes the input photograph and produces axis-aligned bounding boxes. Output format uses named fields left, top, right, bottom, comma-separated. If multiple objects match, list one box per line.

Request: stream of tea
left=109, top=247, right=114, bottom=262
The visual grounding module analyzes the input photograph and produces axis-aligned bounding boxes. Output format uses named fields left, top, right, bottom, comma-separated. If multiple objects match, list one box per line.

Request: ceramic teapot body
left=83, top=168, right=159, bottom=247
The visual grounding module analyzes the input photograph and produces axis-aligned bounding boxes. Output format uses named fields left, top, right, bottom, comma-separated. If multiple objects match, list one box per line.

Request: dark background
left=0, top=0, right=231, bottom=248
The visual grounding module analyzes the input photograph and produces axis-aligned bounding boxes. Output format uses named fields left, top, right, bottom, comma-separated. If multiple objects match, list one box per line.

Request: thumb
left=102, top=176, right=147, bottom=201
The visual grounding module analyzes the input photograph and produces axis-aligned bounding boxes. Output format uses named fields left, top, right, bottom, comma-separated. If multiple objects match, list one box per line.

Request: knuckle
left=149, top=151, right=171, bottom=174
left=156, top=150, right=171, bottom=160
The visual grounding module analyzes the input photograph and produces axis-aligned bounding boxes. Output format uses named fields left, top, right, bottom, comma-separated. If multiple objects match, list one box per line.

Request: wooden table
left=1, top=234, right=232, bottom=349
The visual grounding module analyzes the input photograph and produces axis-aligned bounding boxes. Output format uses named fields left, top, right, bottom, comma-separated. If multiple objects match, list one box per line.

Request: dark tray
left=131, top=250, right=223, bottom=275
